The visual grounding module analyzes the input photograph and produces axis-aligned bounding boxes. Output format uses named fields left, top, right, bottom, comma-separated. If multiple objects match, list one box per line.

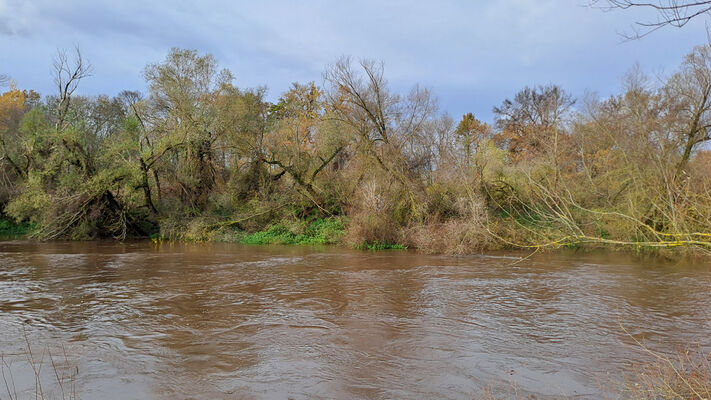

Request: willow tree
left=214, top=85, right=270, bottom=197
left=500, top=51, right=711, bottom=251
left=262, top=82, right=347, bottom=210
left=144, top=48, right=234, bottom=209
left=3, top=49, right=149, bottom=239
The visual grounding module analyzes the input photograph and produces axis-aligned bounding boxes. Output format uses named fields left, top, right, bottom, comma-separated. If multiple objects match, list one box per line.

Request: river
left=0, top=240, right=709, bottom=399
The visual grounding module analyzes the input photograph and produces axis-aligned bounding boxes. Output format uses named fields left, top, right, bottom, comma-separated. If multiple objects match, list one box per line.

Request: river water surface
left=0, top=240, right=709, bottom=399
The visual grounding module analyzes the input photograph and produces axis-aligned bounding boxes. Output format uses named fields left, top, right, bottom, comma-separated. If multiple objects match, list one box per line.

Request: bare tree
left=323, top=57, right=439, bottom=219
left=52, top=47, right=94, bottom=177
left=0, top=74, right=9, bottom=87
left=666, top=44, right=711, bottom=179
left=324, top=57, right=437, bottom=183
left=592, top=0, right=711, bottom=38
left=53, top=46, right=92, bottom=129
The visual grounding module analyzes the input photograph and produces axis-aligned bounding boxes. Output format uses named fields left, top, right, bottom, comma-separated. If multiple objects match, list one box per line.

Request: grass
left=623, top=344, right=711, bottom=399
left=0, top=218, right=35, bottom=238
left=155, top=215, right=410, bottom=251
left=356, top=240, right=407, bottom=251
left=2, top=332, right=78, bottom=400
left=239, top=217, right=345, bottom=245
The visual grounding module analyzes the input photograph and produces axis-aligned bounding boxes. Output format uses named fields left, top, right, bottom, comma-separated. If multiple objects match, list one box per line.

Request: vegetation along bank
left=1, top=45, right=711, bottom=254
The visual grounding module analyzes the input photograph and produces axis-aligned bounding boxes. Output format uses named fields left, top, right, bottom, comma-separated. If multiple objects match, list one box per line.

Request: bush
left=343, top=179, right=404, bottom=247
left=407, top=193, right=493, bottom=254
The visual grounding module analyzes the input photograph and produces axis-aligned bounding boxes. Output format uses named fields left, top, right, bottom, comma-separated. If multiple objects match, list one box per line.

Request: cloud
left=0, top=0, right=707, bottom=122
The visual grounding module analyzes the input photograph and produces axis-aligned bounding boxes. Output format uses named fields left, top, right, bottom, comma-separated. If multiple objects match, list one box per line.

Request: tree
left=262, top=82, right=346, bottom=209
left=53, top=47, right=92, bottom=130
left=455, top=112, right=490, bottom=165
left=493, top=84, right=575, bottom=172
left=4, top=49, right=142, bottom=239
left=110, top=91, right=165, bottom=214
left=214, top=85, right=270, bottom=197
left=324, top=58, right=437, bottom=204
left=665, top=44, right=711, bottom=179
left=143, top=48, right=234, bottom=209
left=0, top=85, right=28, bottom=178
left=50, top=48, right=97, bottom=178
left=565, top=57, right=711, bottom=240
left=593, top=0, right=711, bottom=38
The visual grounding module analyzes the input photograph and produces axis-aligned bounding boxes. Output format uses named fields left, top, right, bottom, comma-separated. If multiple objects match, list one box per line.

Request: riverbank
left=4, top=213, right=711, bottom=258
left=150, top=215, right=408, bottom=250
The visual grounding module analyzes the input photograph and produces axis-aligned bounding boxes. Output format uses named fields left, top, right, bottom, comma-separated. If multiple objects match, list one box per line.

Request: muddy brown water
left=0, top=240, right=709, bottom=399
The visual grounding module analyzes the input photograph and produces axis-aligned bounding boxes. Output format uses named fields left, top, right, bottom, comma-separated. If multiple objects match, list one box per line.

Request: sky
left=0, top=0, right=708, bottom=123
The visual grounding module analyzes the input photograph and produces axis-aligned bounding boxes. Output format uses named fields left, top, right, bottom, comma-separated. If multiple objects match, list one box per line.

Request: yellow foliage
left=0, top=85, right=26, bottom=133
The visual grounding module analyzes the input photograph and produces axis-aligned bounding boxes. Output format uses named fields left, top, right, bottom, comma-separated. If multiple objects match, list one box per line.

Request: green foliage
left=240, top=217, right=345, bottom=245
left=355, top=241, right=407, bottom=251
left=0, top=218, right=35, bottom=237
left=5, top=172, right=51, bottom=225
left=306, top=217, right=346, bottom=243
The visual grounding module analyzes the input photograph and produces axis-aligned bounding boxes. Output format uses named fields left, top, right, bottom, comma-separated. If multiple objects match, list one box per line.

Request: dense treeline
left=1, top=46, right=710, bottom=253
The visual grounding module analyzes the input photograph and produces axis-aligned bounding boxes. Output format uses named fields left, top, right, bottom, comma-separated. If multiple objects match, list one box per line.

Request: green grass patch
left=356, top=241, right=408, bottom=251
left=239, top=217, right=345, bottom=246
left=0, top=218, right=35, bottom=238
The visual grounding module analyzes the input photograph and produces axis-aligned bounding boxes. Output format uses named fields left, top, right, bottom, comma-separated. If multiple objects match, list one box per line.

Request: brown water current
left=0, top=240, right=709, bottom=399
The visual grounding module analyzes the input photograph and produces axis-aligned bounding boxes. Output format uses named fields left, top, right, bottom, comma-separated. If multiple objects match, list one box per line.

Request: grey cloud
left=0, top=0, right=707, bottom=123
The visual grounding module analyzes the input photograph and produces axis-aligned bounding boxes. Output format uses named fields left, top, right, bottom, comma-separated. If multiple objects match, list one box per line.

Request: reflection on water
left=0, top=240, right=709, bottom=399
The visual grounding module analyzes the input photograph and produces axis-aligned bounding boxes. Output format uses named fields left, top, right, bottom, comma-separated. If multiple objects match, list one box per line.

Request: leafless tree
left=666, top=44, right=711, bottom=179
left=0, top=74, right=9, bottom=87
left=592, top=0, right=711, bottom=38
left=53, top=47, right=92, bottom=129
left=51, top=47, right=95, bottom=178
left=323, top=57, right=439, bottom=218
left=324, top=57, right=437, bottom=180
